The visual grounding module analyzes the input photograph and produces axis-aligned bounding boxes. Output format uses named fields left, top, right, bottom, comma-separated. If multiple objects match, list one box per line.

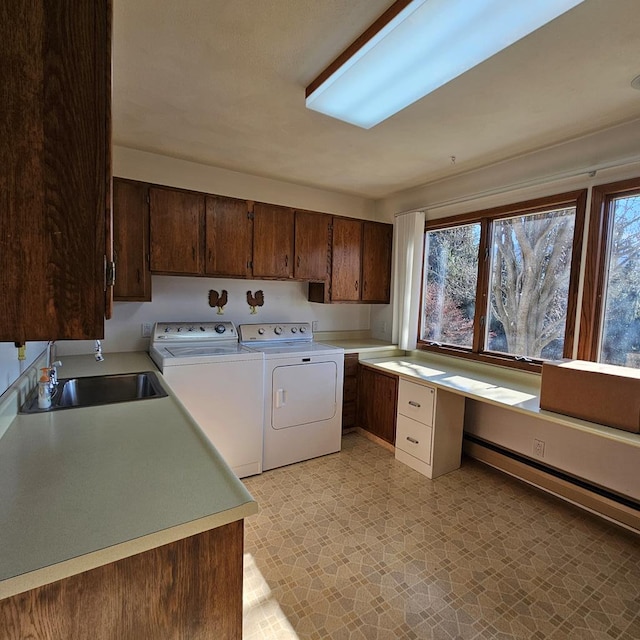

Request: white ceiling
left=113, top=0, right=640, bottom=199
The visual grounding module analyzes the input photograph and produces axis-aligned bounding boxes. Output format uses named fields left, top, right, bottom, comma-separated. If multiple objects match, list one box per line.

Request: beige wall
left=115, top=146, right=375, bottom=218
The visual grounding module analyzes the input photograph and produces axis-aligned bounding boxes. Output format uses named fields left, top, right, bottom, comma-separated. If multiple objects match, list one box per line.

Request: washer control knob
left=258, top=328, right=265, bottom=335
left=291, top=327, right=298, bottom=333
left=299, top=326, right=307, bottom=333
left=214, top=324, right=226, bottom=334
left=274, top=326, right=283, bottom=335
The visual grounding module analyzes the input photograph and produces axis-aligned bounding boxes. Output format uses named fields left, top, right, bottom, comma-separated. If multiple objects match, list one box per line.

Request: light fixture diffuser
left=305, top=0, right=586, bottom=129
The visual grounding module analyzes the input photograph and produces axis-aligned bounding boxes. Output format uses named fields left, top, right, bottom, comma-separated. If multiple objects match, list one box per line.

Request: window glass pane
left=422, top=224, right=480, bottom=348
left=599, top=193, right=640, bottom=368
left=486, top=207, right=575, bottom=360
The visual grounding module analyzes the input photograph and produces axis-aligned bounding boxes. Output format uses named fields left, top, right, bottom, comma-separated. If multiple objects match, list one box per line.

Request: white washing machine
left=150, top=321, right=264, bottom=478
left=239, top=322, right=344, bottom=471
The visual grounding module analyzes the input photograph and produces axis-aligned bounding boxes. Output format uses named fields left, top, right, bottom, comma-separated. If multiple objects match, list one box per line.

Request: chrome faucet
left=95, top=339, right=104, bottom=362
left=46, top=341, right=62, bottom=394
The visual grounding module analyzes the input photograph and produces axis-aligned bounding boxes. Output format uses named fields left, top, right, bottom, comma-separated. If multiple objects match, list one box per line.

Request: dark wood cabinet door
left=357, top=365, right=398, bottom=444
left=0, top=1, right=111, bottom=341
left=342, top=353, right=359, bottom=431
left=252, top=203, right=294, bottom=278
left=150, top=188, right=204, bottom=275
left=113, top=179, right=151, bottom=301
left=294, top=211, right=331, bottom=281
left=361, top=222, right=393, bottom=303
left=205, top=196, right=253, bottom=277
left=331, top=218, right=363, bottom=301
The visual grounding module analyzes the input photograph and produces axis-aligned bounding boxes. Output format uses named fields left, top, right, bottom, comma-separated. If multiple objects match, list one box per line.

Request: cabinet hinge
left=105, top=259, right=116, bottom=288
left=247, top=211, right=254, bottom=220
left=146, top=194, right=150, bottom=204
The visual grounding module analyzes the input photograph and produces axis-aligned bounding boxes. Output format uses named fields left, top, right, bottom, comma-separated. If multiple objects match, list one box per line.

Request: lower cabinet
left=356, top=364, right=398, bottom=445
left=342, top=354, right=359, bottom=431
left=0, top=521, right=244, bottom=639
left=395, top=379, right=465, bottom=478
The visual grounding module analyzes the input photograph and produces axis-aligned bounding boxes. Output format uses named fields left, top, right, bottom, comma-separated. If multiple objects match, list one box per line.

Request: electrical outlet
left=312, top=320, right=319, bottom=331
left=533, top=438, right=545, bottom=458
left=141, top=322, right=153, bottom=338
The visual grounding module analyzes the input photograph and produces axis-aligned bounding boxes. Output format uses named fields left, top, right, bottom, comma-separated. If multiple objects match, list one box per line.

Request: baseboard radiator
left=464, top=434, right=640, bottom=534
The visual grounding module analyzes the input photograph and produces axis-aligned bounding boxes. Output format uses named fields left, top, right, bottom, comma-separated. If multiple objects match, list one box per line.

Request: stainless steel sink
left=20, top=371, right=168, bottom=414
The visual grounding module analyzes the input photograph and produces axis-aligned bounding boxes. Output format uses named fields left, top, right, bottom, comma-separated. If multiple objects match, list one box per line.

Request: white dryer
left=239, top=323, right=344, bottom=471
left=150, top=321, right=264, bottom=478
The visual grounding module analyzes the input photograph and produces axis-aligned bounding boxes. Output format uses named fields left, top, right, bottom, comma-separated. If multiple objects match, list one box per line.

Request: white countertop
left=0, top=352, right=257, bottom=599
left=362, top=354, right=640, bottom=446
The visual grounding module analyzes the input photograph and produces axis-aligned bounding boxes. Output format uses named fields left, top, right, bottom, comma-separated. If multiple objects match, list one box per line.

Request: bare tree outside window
left=486, top=208, right=576, bottom=360
left=600, top=194, right=640, bottom=367
left=422, top=224, right=480, bottom=348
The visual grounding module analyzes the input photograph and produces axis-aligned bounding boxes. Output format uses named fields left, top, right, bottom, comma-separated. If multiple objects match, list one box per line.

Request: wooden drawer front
left=344, top=353, right=359, bottom=377
left=396, top=415, right=432, bottom=464
left=398, top=380, right=435, bottom=426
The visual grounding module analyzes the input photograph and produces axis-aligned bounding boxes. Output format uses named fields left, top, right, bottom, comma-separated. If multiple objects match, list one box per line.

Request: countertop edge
left=0, top=500, right=257, bottom=600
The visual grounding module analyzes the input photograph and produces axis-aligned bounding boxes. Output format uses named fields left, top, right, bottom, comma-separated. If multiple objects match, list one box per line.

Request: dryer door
left=271, top=361, right=337, bottom=429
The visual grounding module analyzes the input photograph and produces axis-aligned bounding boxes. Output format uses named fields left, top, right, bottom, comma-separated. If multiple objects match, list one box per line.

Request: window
left=420, top=191, right=587, bottom=369
left=579, top=178, right=640, bottom=368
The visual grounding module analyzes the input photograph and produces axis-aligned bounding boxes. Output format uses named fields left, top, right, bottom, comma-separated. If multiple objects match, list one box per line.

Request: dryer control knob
left=274, top=326, right=283, bottom=335
left=258, top=328, right=265, bottom=335
left=291, top=327, right=298, bottom=333
left=214, top=324, right=226, bottom=334
left=299, top=326, right=307, bottom=333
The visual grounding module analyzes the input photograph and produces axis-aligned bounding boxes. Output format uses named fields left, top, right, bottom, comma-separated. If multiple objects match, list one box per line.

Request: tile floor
left=242, top=433, right=639, bottom=640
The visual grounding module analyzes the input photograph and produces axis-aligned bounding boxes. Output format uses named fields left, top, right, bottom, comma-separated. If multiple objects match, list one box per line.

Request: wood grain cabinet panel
left=0, top=522, right=244, bottom=640
left=357, top=364, right=398, bottom=444
left=294, top=211, right=331, bottom=281
left=252, top=203, right=295, bottom=278
left=113, top=178, right=151, bottom=301
left=308, top=218, right=392, bottom=304
left=205, top=196, right=253, bottom=277
left=342, top=353, right=359, bottom=431
left=331, top=218, right=363, bottom=301
left=150, top=187, right=205, bottom=275
left=361, top=221, right=393, bottom=303
left=0, top=1, right=111, bottom=341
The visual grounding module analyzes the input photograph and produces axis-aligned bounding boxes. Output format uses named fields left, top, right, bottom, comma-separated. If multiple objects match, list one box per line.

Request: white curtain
left=391, top=211, right=425, bottom=350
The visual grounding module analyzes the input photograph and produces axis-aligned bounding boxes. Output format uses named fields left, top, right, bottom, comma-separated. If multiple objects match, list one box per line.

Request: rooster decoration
left=247, top=290, right=264, bottom=314
left=208, top=289, right=228, bottom=315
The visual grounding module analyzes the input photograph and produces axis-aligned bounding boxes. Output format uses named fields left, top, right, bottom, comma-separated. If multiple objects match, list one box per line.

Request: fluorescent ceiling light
left=305, top=0, right=586, bottom=129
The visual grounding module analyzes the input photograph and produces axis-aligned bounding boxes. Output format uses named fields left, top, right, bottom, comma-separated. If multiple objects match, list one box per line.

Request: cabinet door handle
left=192, top=247, right=196, bottom=261
left=408, top=400, right=421, bottom=408
left=355, top=280, right=359, bottom=291
left=297, top=255, right=301, bottom=268
left=285, top=255, right=288, bottom=267
left=406, top=436, right=419, bottom=444
left=136, top=268, right=141, bottom=284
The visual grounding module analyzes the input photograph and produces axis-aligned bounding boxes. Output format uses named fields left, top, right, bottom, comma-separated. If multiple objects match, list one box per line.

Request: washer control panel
left=238, top=323, right=312, bottom=343
left=152, top=321, right=237, bottom=341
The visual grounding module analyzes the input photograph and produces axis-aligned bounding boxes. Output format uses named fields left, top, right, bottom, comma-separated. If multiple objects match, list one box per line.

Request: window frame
left=578, top=177, right=640, bottom=362
left=418, top=190, right=587, bottom=371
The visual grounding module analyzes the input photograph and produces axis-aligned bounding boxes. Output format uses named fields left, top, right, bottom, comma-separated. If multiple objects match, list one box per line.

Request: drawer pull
left=408, top=400, right=421, bottom=408
left=406, top=436, right=419, bottom=444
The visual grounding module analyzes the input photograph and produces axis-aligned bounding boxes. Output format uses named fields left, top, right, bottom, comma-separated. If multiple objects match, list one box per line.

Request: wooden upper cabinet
left=113, top=179, right=151, bottom=301
left=0, top=1, right=111, bottom=341
left=252, top=203, right=294, bottom=278
left=361, top=221, right=393, bottom=303
left=294, top=211, right=331, bottom=281
left=205, top=196, right=252, bottom=277
left=331, top=218, right=363, bottom=301
left=150, top=188, right=204, bottom=275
